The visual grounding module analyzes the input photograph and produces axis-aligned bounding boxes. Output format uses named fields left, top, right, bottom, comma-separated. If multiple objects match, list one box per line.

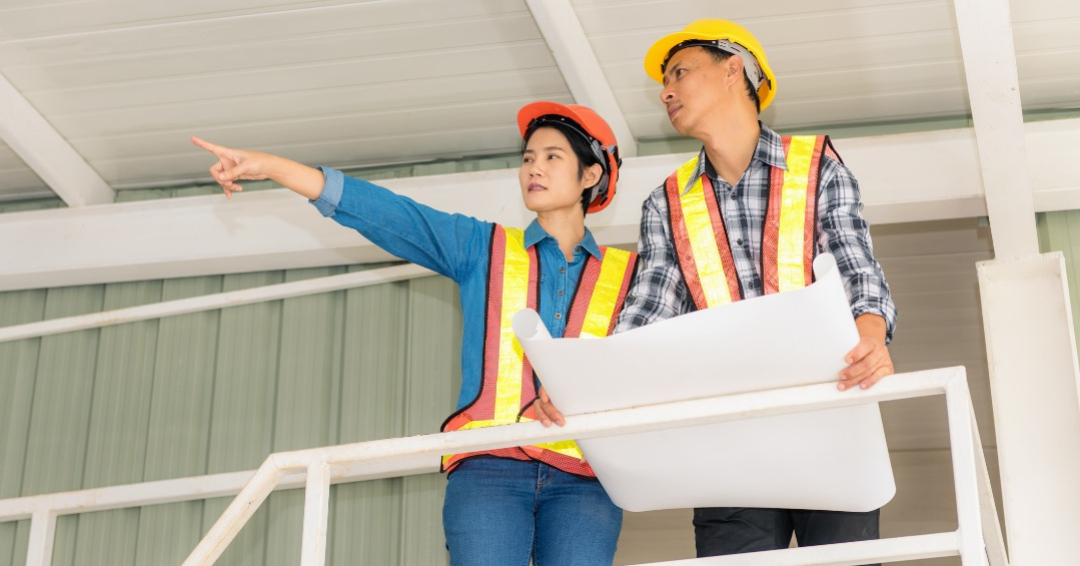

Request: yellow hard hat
left=644, top=19, right=776, bottom=111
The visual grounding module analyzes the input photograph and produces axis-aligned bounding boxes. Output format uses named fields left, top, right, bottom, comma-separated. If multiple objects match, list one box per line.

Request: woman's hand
left=191, top=137, right=325, bottom=201
left=191, top=136, right=277, bottom=199
left=533, top=386, right=566, bottom=427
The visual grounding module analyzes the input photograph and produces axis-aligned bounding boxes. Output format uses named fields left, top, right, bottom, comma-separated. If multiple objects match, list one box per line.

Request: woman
left=193, top=101, right=637, bottom=566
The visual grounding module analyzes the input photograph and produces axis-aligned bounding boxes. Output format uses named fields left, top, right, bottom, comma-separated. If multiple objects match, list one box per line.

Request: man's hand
left=839, top=313, right=893, bottom=391
left=533, top=386, right=566, bottom=427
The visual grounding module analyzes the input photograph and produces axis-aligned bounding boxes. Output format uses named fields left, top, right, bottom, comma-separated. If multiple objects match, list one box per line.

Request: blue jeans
left=443, top=457, right=623, bottom=566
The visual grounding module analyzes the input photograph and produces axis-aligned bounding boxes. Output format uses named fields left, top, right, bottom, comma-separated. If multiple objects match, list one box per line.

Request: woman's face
left=519, top=126, right=601, bottom=215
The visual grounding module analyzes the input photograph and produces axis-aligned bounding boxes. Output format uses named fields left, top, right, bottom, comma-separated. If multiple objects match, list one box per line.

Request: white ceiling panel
left=47, top=68, right=568, bottom=138
left=93, top=125, right=524, bottom=188
left=0, top=0, right=1075, bottom=200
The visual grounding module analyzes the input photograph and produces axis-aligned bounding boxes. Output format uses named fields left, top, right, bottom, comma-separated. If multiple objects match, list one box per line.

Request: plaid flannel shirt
left=614, top=123, right=896, bottom=342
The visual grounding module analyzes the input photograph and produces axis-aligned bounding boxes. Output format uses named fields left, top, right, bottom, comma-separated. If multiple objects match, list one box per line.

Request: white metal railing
left=0, top=367, right=1009, bottom=566
left=0, top=263, right=434, bottom=344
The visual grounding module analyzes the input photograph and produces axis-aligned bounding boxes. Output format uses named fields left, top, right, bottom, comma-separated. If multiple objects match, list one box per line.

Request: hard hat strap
left=662, top=39, right=766, bottom=92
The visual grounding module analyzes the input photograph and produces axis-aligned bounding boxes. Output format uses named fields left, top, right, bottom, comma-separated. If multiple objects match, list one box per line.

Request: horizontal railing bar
left=0, top=368, right=961, bottom=525
left=642, top=532, right=960, bottom=565
left=0, top=460, right=438, bottom=523
left=0, top=263, right=434, bottom=344
left=269, top=368, right=959, bottom=472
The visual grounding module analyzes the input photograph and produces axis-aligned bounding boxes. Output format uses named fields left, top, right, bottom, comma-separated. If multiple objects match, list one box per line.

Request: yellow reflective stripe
left=457, top=419, right=584, bottom=460
left=494, top=228, right=530, bottom=424
left=678, top=158, right=731, bottom=307
left=454, top=419, right=504, bottom=431
left=777, top=136, right=815, bottom=292
left=579, top=248, right=632, bottom=338
left=533, top=439, right=583, bottom=459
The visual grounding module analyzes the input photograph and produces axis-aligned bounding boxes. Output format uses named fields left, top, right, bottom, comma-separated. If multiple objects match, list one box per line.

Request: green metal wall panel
left=135, top=277, right=223, bottom=566
left=1037, top=211, right=1080, bottom=342
left=0, top=271, right=466, bottom=566
left=329, top=267, right=409, bottom=566
left=0, top=290, right=46, bottom=566
left=65, top=281, right=163, bottom=566
left=203, top=271, right=284, bottom=566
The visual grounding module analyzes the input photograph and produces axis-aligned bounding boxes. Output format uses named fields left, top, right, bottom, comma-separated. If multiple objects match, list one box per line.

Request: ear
left=725, top=56, right=744, bottom=85
left=582, top=163, right=603, bottom=188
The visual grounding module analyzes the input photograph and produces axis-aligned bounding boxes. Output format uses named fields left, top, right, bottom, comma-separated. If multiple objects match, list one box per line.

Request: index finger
left=191, top=136, right=230, bottom=158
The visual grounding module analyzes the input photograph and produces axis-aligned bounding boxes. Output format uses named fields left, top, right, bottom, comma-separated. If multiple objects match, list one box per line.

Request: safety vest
left=665, top=135, right=831, bottom=309
left=441, top=224, right=638, bottom=477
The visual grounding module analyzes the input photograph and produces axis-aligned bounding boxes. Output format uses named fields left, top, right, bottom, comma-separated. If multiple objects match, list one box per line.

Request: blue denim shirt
left=311, top=167, right=602, bottom=410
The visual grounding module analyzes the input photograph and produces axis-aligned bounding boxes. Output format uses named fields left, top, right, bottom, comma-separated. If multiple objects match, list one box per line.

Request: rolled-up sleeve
left=817, top=158, right=897, bottom=342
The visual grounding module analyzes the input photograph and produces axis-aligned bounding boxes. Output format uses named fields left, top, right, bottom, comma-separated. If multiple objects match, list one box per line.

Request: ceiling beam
left=953, top=0, right=1037, bottom=259
left=3, top=119, right=1079, bottom=292
left=525, top=0, right=638, bottom=158
left=0, top=72, right=114, bottom=208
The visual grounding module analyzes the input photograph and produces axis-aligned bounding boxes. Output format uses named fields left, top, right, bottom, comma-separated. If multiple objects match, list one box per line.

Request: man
left=615, top=19, right=898, bottom=560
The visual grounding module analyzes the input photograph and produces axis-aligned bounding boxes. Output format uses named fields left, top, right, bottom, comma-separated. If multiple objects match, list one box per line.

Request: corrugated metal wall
left=0, top=266, right=464, bottom=566
left=1038, top=211, right=1080, bottom=339
left=0, top=159, right=533, bottom=565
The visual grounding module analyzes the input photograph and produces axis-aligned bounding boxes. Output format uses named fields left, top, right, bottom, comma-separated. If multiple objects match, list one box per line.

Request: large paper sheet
left=513, top=253, right=895, bottom=512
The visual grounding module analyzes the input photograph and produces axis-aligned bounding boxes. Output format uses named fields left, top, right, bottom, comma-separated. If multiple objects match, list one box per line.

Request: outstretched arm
left=191, top=136, right=325, bottom=200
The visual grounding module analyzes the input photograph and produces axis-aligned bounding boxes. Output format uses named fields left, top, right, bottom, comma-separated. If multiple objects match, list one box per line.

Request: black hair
left=699, top=46, right=761, bottom=113
left=521, top=119, right=604, bottom=216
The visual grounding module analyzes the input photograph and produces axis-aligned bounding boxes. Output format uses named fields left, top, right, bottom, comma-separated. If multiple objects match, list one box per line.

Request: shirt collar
left=524, top=219, right=602, bottom=260
left=689, top=122, right=788, bottom=194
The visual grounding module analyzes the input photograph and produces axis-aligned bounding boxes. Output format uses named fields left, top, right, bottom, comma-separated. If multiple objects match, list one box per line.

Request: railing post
left=25, top=509, right=56, bottom=566
left=183, top=461, right=286, bottom=566
left=972, top=413, right=1009, bottom=566
left=300, top=463, right=332, bottom=566
left=945, top=373, right=989, bottom=565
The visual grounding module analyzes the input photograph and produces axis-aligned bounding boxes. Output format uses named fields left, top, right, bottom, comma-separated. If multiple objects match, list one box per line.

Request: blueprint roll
left=512, top=308, right=551, bottom=342
left=513, top=252, right=896, bottom=513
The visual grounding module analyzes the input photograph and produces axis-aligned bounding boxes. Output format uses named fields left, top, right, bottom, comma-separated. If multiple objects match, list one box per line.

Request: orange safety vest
left=441, top=225, right=638, bottom=477
left=665, top=135, right=832, bottom=309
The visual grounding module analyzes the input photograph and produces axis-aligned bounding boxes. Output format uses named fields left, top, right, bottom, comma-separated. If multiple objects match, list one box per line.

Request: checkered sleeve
left=817, top=157, right=897, bottom=342
left=614, top=187, right=696, bottom=334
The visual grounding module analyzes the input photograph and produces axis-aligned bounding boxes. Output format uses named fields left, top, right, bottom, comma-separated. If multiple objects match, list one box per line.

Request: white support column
left=977, top=254, right=1080, bottom=563
left=25, top=509, right=57, bottom=566
left=525, top=0, right=637, bottom=157
left=952, top=0, right=1037, bottom=258
left=300, top=463, right=332, bottom=566
left=0, top=72, right=114, bottom=208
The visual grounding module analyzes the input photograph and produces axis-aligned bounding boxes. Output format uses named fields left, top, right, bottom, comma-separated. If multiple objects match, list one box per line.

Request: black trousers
left=694, top=507, right=880, bottom=566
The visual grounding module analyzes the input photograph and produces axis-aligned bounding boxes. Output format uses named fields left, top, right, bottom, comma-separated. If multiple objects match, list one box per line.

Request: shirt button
left=557, top=289, right=564, bottom=296
left=736, top=238, right=744, bottom=246
left=554, top=312, right=562, bottom=320
left=559, top=267, right=566, bottom=274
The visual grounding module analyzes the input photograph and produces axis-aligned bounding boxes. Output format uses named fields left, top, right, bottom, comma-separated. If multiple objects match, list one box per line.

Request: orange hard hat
left=517, top=101, right=622, bottom=214
left=644, top=19, right=777, bottom=111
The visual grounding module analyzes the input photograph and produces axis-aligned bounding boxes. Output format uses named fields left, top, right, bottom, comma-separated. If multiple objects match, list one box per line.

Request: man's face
left=659, top=47, right=737, bottom=137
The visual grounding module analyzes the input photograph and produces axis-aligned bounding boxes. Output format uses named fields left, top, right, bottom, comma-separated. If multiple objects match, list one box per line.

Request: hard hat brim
left=517, top=101, right=589, bottom=139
